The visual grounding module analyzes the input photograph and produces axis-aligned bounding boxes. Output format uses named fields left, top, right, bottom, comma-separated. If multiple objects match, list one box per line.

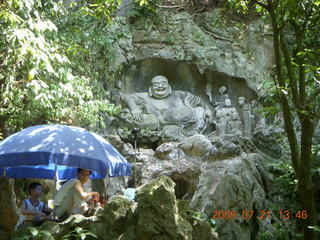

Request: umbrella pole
left=134, top=139, right=137, bottom=189
left=131, top=128, right=140, bottom=189
left=54, top=164, right=57, bottom=193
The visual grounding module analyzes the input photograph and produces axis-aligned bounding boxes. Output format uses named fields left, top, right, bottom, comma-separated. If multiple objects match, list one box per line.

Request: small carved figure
left=110, top=80, right=123, bottom=106
left=215, top=110, right=226, bottom=136
left=215, top=85, right=229, bottom=107
left=206, top=82, right=214, bottom=104
left=215, top=98, right=237, bottom=136
left=238, top=96, right=253, bottom=137
left=226, top=112, right=243, bottom=135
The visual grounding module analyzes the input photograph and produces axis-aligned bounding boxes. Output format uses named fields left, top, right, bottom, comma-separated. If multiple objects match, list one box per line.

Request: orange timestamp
left=210, top=210, right=308, bottom=220
left=211, top=210, right=271, bottom=220
left=279, top=210, right=308, bottom=220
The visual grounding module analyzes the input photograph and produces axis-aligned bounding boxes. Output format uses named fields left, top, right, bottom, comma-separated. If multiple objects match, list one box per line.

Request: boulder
left=180, top=135, right=212, bottom=157
left=191, top=153, right=276, bottom=240
left=20, top=176, right=217, bottom=240
left=207, top=136, right=241, bottom=160
left=135, top=176, right=193, bottom=239
left=135, top=147, right=200, bottom=200
left=0, top=177, right=18, bottom=239
left=154, top=142, right=178, bottom=160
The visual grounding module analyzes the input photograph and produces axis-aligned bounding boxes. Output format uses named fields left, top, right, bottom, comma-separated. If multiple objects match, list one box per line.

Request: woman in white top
left=54, top=168, right=99, bottom=221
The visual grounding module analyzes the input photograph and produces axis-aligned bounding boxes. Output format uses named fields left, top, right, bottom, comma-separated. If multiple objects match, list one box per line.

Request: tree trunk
left=297, top=176, right=318, bottom=240
left=298, top=118, right=318, bottom=240
left=0, top=177, right=18, bottom=240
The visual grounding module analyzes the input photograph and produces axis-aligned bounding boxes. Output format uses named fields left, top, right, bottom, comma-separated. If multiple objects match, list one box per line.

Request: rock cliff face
left=0, top=177, right=18, bottom=239
left=34, top=176, right=217, bottom=240
left=99, top=10, right=279, bottom=238
left=103, top=133, right=279, bottom=240
left=106, top=10, right=273, bottom=97
left=10, top=9, right=282, bottom=240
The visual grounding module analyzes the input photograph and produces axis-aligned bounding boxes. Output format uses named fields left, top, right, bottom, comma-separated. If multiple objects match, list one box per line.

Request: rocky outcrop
left=180, top=134, right=213, bottom=157
left=0, top=177, right=18, bottom=240
left=9, top=132, right=280, bottom=240
left=130, top=11, right=273, bottom=92
left=34, top=176, right=217, bottom=240
left=103, top=134, right=278, bottom=240
left=8, top=8, right=280, bottom=240
left=104, top=10, right=273, bottom=99
left=191, top=152, right=275, bottom=240
left=125, top=134, right=278, bottom=239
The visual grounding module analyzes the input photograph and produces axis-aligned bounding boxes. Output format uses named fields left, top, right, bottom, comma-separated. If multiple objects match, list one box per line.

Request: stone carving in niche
left=214, top=98, right=242, bottom=136
left=238, top=96, right=254, bottom=137
left=110, top=80, right=123, bottom=106
left=120, top=75, right=213, bottom=141
left=112, top=72, right=273, bottom=147
left=226, top=112, right=243, bottom=135
left=214, top=85, right=229, bottom=107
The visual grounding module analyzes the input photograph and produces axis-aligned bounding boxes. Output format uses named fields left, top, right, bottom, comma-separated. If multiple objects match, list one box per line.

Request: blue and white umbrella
left=0, top=124, right=131, bottom=180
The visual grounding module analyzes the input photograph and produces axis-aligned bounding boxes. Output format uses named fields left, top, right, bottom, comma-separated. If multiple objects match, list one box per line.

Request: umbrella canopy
left=0, top=124, right=131, bottom=179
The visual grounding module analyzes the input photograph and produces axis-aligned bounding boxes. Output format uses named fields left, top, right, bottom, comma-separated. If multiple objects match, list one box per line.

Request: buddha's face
left=150, top=76, right=171, bottom=99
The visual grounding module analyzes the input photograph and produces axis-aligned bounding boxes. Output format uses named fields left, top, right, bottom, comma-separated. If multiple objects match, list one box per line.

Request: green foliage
left=259, top=231, right=274, bottom=240
left=0, top=0, right=120, bottom=134
left=14, top=227, right=54, bottom=240
left=61, top=227, right=97, bottom=240
left=14, top=226, right=97, bottom=240
left=308, top=226, right=320, bottom=233
left=126, top=0, right=158, bottom=20
left=188, top=210, right=217, bottom=231
left=271, top=222, right=291, bottom=240
left=226, top=0, right=320, bottom=111
left=56, top=1, right=119, bottom=83
left=192, top=30, right=207, bottom=46
left=82, top=0, right=120, bottom=22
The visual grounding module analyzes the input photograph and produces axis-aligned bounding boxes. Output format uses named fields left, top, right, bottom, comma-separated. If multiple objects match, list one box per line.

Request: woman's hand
left=92, top=192, right=100, bottom=201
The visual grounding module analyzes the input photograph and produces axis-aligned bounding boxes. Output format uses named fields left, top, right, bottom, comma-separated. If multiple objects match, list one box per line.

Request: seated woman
left=16, top=182, right=55, bottom=229
left=53, top=168, right=100, bottom=221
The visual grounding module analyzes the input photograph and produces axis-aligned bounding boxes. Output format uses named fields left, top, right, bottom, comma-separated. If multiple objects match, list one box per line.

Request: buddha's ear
left=149, top=87, right=153, bottom=96
left=168, top=85, right=172, bottom=95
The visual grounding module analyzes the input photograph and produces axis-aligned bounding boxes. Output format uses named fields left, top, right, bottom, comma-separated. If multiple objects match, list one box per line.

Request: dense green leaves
left=226, top=1, right=320, bottom=239
left=0, top=0, right=120, bottom=135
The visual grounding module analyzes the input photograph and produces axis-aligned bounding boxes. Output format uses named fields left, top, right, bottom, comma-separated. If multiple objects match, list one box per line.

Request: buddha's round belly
left=163, top=106, right=194, bottom=123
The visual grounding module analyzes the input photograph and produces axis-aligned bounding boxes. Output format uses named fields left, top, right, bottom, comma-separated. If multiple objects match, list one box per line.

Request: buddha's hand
left=131, top=110, right=143, bottom=122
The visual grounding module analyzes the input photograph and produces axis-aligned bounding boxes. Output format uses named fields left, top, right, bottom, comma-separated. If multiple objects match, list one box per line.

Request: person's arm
left=74, top=181, right=99, bottom=200
left=43, top=204, right=55, bottom=215
left=20, top=200, right=46, bottom=218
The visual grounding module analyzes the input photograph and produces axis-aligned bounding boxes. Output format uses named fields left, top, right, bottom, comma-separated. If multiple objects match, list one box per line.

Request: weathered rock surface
left=105, top=10, right=273, bottom=97
left=105, top=134, right=277, bottom=239
left=9, top=132, right=280, bottom=240
left=0, top=177, right=18, bottom=240
left=253, top=128, right=283, bottom=158
left=134, top=176, right=193, bottom=239
left=7, top=8, right=281, bottom=240
left=181, top=134, right=213, bottom=157
left=191, top=153, right=275, bottom=240
left=136, top=150, right=201, bottom=200
left=33, top=176, right=218, bottom=240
